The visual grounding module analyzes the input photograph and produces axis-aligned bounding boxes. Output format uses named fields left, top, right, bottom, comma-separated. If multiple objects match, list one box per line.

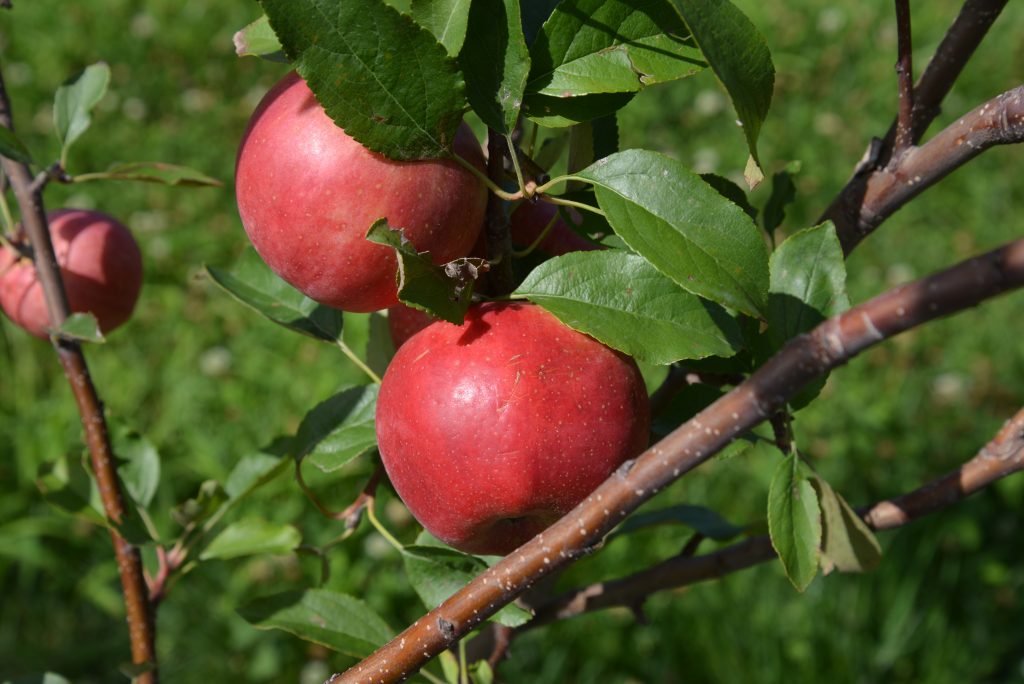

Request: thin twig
left=823, top=85, right=1024, bottom=253
left=822, top=0, right=1010, bottom=251
left=525, top=408, right=1024, bottom=627
left=331, top=239, right=1024, bottom=683
left=0, top=61, right=158, bottom=682
left=893, top=0, right=915, bottom=157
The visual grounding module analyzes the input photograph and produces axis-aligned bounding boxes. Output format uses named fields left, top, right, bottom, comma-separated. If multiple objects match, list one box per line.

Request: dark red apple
left=387, top=304, right=437, bottom=350
left=376, top=302, right=650, bottom=555
left=235, top=72, right=488, bottom=313
left=509, top=201, right=600, bottom=257
left=0, top=209, right=143, bottom=339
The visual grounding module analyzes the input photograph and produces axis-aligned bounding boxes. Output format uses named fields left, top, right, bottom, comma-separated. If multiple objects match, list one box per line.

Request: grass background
left=1, top=1, right=1023, bottom=682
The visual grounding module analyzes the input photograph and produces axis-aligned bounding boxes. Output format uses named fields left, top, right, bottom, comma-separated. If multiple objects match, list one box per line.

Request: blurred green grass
left=1, top=1, right=1022, bottom=682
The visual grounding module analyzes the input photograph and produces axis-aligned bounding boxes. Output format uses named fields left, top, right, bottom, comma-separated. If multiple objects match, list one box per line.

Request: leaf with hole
left=366, top=221, right=486, bottom=324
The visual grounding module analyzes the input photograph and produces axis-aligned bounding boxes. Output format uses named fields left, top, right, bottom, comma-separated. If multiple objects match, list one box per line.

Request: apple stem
left=336, top=339, right=383, bottom=384
left=0, top=182, right=14, bottom=233
left=503, top=132, right=527, bottom=197
left=366, top=492, right=405, bottom=553
left=452, top=151, right=521, bottom=202
left=540, top=194, right=604, bottom=218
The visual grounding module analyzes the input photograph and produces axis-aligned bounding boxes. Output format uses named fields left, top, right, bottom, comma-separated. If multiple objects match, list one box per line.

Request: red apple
left=0, top=209, right=143, bottom=339
left=509, top=201, right=601, bottom=257
left=235, top=72, right=488, bottom=313
left=387, top=304, right=438, bottom=350
left=376, top=301, right=650, bottom=555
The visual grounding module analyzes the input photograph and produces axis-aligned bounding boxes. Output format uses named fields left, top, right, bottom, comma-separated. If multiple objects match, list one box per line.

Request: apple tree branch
left=0, top=60, right=158, bottom=682
left=331, top=238, right=1024, bottom=683
left=822, top=0, right=1014, bottom=252
left=522, top=407, right=1024, bottom=628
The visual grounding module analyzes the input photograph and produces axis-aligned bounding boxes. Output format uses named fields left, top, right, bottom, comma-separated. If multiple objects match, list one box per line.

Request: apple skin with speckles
left=235, top=71, right=487, bottom=313
left=0, top=209, right=143, bottom=339
left=375, top=301, right=650, bottom=555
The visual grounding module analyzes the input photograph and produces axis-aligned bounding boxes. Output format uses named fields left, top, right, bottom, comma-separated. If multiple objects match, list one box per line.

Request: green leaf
left=524, top=91, right=635, bottom=128
left=207, top=249, right=344, bottom=343
left=53, top=312, right=105, bottom=343
left=239, top=589, right=392, bottom=658
left=171, top=480, right=228, bottom=529
left=53, top=62, right=111, bottom=165
left=224, top=451, right=290, bottom=499
left=671, top=0, right=773, bottom=177
left=412, top=0, right=472, bottom=56
left=35, top=455, right=104, bottom=524
left=113, top=428, right=160, bottom=509
left=260, top=0, right=468, bottom=160
left=233, top=14, right=287, bottom=61
left=294, top=385, right=379, bottom=473
left=200, top=518, right=301, bottom=560
left=515, top=250, right=741, bottom=364
left=76, top=161, right=222, bottom=186
left=402, top=545, right=532, bottom=627
left=575, top=149, right=770, bottom=317
left=767, top=450, right=821, bottom=592
left=527, top=0, right=705, bottom=98
left=0, top=126, right=33, bottom=165
left=810, top=475, right=882, bottom=574
left=611, top=504, right=745, bottom=541
left=439, top=651, right=461, bottom=684
left=767, top=221, right=849, bottom=350
left=458, top=0, right=530, bottom=133
left=365, top=221, right=485, bottom=324
left=471, top=661, right=495, bottom=684
left=2, top=674, right=73, bottom=684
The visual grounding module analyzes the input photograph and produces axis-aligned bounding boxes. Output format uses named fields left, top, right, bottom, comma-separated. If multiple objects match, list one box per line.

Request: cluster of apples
left=234, top=73, right=651, bottom=555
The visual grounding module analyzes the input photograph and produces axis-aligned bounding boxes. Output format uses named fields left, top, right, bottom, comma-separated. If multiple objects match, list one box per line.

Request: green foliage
left=2, top=0, right=1023, bottom=682
left=767, top=449, right=821, bottom=592
left=575, top=149, right=771, bottom=318
left=365, top=221, right=486, bottom=324
left=515, top=250, right=742, bottom=364
left=260, top=0, right=468, bottom=159
left=53, top=62, right=110, bottom=167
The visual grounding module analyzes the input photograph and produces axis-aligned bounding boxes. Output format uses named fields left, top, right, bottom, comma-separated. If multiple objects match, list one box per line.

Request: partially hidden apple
left=0, top=209, right=143, bottom=339
left=509, top=201, right=601, bottom=257
left=376, top=301, right=650, bottom=555
left=235, top=72, right=488, bottom=313
left=387, top=304, right=437, bottom=350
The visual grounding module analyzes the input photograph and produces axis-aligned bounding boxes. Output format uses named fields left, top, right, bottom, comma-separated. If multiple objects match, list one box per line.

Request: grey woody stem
left=525, top=407, right=1024, bottom=627
left=331, top=240, right=1024, bottom=683
left=0, top=60, right=158, bottom=682
left=823, top=85, right=1024, bottom=253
